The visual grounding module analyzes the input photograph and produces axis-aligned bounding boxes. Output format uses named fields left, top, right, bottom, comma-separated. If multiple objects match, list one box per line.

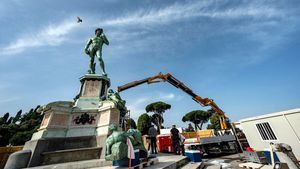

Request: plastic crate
left=157, top=135, right=173, bottom=153
left=185, top=150, right=202, bottom=162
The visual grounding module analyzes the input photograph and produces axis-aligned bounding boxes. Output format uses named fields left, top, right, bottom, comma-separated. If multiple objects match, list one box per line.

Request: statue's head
left=95, top=28, right=103, bottom=36
left=108, top=124, right=118, bottom=133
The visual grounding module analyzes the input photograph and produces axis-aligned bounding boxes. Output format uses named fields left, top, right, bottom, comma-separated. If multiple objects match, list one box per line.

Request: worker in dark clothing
left=170, top=125, right=180, bottom=155
left=148, top=125, right=158, bottom=154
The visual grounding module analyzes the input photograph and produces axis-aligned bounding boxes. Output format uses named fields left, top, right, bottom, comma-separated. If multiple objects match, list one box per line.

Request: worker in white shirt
left=179, top=133, right=185, bottom=156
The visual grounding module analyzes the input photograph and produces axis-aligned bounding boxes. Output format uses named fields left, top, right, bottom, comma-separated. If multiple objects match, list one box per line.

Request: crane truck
left=117, top=72, right=237, bottom=155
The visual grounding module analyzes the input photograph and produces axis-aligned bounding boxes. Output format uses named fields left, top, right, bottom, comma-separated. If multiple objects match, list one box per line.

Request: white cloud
left=161, top=93, right=175, bottom=100
left=101, top=1, right=282, bottom=27
left=1, top=19, right=79, bottom=55
left=0, top=0, right=292, bottom=62
left=99, top=0, right=291, bottom=65
left=158, top=93, right=184, bottom=101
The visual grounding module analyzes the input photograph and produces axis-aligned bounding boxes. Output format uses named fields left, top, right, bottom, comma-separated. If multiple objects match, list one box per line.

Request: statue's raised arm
left=101, top=34, right=109, bottom=45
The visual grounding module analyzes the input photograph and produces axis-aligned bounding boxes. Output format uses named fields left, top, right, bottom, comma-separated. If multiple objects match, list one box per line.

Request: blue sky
left=0, top=0, right=300, bottom=128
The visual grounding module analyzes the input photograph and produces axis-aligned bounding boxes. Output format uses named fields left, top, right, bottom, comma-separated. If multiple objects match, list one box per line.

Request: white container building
left=239, top=108, right=300, bottom=160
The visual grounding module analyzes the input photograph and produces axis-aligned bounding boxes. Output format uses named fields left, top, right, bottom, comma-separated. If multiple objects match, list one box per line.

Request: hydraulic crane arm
left=117, top=72, right=228, bottom=129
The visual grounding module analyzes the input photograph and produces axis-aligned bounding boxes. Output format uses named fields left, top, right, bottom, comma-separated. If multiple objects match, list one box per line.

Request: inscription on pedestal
left=98, top=111, right=109, bottom=126
left=78, top=75, right=110, bottom=100
left=110, top=109, right=119, bottom=125
left=82, top=80, right=101, bottom=97
left=40, top=114, right=51, bottom=128
left=50, top=114, right=69, bottom=126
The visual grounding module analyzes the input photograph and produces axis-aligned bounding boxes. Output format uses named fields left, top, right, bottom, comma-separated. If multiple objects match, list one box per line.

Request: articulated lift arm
left=117, top=72, right=228, bottom=129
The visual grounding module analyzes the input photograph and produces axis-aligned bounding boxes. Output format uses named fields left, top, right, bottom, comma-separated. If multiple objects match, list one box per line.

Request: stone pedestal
left=74, top=74, right=110, bottom=109
left=24, top=74, right=121, bottom=167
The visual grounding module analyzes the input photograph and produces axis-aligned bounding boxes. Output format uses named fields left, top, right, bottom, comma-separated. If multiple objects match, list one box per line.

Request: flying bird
left=77, top=17, right=82, bottom=23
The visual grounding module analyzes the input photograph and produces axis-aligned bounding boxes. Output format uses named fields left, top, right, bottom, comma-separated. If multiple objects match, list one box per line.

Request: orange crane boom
left=117, top=72, right=228, bottom=129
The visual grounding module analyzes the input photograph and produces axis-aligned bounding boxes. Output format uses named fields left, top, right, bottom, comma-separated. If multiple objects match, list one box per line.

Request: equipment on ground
left=117, top=72, right=228, bottom=130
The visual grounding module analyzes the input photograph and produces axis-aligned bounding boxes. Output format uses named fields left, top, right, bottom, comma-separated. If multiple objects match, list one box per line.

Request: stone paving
left=180, top=162, right=202, bottom=169
left=90, top=153, right=189, bottom=169
left=202, top=153, right=244, bottom=169
left=25, top=153, right=244, bottom=169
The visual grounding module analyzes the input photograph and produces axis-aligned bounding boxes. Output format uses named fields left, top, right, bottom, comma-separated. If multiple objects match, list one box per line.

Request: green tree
left=182, top=110, right=211, bottom=130
left=126, top=118, right=137, bottom=129
left=185, top=123, right=195, bottom=132
left=12, top=110, right=22, bottom=123
left=207, top=113, right=220, bottom=130
left=0, top=105, right=43, bottom=146
left=150, top=114, right=164, bottom=129
left=207, top=113, right=231, bottom=130
left=145, top=101, right=171, bottom=133
left=0, top=124, right=11, bottom=146
left=9, top=130, right=34, bottom=146
left=137, top=113, right=152, bottom=135
left=7, top=117, right=13, bottom=124
left=0, top=112, right=10, bottom=125
left=20, top=107, right=41, bottom=123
